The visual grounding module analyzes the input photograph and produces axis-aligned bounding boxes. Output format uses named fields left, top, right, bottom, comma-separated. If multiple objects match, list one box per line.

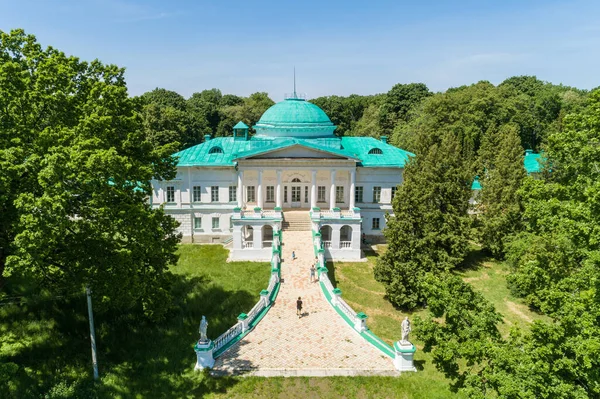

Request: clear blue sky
left=2, top=0, right=599, bottom=101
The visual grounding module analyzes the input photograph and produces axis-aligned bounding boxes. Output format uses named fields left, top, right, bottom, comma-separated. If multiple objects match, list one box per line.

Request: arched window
left=209, top=146, right=224, bottom=154
left=368, top=148, right=383, bottom=155
left=291, top=178, right=301, bottom=182
left=263, top=225, right=274, bottom=245
left=340, top=225, right=352, bottom=241
left=320, top=225, right=332, bottom=242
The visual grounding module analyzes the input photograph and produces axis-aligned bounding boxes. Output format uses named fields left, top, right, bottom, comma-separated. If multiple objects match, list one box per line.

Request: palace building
left=151, top=95, right=413, bottom=260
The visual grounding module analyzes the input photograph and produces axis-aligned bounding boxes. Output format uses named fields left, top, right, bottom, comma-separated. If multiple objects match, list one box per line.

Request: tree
left=0, top=29, right=180, bottom=320
left=477, top=123, right=526, bottom=257
left=374, top=130, right=472, bottom=309
left=140, top=88, right=208, bottom=149
left=379, top=83, right=431, bottom=135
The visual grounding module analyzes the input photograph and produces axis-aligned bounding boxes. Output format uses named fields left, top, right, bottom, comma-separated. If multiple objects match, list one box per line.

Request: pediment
left=241, top=144, right=356, bottom=161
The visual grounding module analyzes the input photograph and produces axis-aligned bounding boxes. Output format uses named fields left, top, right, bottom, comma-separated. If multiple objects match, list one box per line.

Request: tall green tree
left=379, top=83, right=431, bottom=135
left=0, top=29, right=180, bottom=319
left=374, top=130, right=472, bottom=309
left=477, top=123, right=526, bottom=257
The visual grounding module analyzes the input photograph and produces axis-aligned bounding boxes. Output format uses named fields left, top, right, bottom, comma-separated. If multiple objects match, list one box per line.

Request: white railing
left=340, top=241, right=351, bottom=248
left=341, top=210, right=355, bottom=218
left=243, top=241, right=253, bottom=249
left=263, top=240, right=273, bottom=248
left=247, top=299, right=265, bottom=323
left=323, top=241, right=332, bottom=248
left=319, top=210, right=334, bottom=218
left=214, top=322, right=243, bottom=352
left=268, top=273, right=278, bottom=293
left=262, top=210, right=282, bottom=218
left=321, top=275, right=335, bottom=294
left=337, top=297, right=358, bottom=324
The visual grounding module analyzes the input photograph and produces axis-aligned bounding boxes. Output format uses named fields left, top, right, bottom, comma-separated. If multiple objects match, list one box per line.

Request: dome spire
left=293, top=66, right=297, bottom=99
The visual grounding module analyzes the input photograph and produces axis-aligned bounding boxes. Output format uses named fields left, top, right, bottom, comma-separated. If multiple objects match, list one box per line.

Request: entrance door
left=291, top=186, right=301, bottom=208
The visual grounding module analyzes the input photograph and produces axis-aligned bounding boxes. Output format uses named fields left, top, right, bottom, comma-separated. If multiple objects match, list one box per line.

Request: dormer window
left=209, top=147, right=224, bottom=154
left=368, top=148, right=383, bottom=155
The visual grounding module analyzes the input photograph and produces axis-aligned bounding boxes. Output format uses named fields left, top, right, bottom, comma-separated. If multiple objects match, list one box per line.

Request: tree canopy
left=0, top=29, right=180, bottom=320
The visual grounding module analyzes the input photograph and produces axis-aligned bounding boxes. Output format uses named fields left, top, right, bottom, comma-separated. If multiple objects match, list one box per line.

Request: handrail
left=214, top=322, right=243, bottom=352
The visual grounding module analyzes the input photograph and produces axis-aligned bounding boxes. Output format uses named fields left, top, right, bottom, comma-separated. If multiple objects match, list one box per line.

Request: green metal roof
left=524, top=150, right=541, bottom=173
left=253, top=98, right=337, bottom=138
left=173, top=136, right=413, bottom=168
left=233, top=121, right=249, bottom=129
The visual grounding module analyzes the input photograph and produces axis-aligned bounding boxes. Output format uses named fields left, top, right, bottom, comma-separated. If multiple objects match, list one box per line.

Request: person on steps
left=292, top=251, right=296, bottom=261
left=310, top=264, right=316, bottom=282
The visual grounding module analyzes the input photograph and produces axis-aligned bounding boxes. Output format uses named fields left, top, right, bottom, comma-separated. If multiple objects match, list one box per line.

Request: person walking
left=310, top=264, right=316, bottom=283
left=296, top=296, right=303, bottom=318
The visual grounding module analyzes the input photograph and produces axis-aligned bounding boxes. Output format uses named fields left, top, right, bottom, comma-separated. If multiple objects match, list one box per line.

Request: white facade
left=151, top=145, right=403, bottom=260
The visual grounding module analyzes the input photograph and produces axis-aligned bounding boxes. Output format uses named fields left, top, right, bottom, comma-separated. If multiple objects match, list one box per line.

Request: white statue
left=199, top=316, right=209, bottom=342
left=401, top=317, right=411, bottom=344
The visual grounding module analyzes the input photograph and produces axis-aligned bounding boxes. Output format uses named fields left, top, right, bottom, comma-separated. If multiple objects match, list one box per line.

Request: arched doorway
left=320, top=225, right=332, bottom=248
left=340, top=225, right=352, bottom=248
left=243, top=225, right=254, bottom=248
left=263, top=225, right=273, bottom=247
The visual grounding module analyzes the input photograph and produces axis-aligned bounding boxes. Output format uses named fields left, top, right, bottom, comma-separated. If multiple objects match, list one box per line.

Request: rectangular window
left=229, top=186, right=237, bottom=202
left=284, top=186, right=288, bottom=203
left=266, top=186, right=275, bottom=202
left=373, top=186, right=381, bottom=203
left=247, top=186, right=256, bottom=203
left=166, top=186, right=175, bottom=203
left=391, top=187, right=397, bottom=201
left=336, top=186, right=344, bottom=203
left=194, top=217, right=202, bottom=230
left=317, top=186, right=326, bottom=202
left=355, top=186, right=363, bottom=203
left=211, top=186, right=219, bottom=202
left=372, top=217, right=380, bottom=230
left=212, top=217, right=220, bottom=229
left=304, top=186, right=308, bottom=203
left=192, top=186, right=201, bottom=202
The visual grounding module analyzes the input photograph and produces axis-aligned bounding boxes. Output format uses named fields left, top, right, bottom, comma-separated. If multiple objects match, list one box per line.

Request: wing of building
left=151, top=96, right=414, bottom=260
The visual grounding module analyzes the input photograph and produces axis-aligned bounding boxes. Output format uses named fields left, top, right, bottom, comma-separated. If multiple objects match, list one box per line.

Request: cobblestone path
left=213, top=230, right=396, bottom=376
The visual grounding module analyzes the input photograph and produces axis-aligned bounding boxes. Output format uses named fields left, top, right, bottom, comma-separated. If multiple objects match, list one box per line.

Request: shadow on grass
left=455, top=246, right=489, bottom=273
left=325, top=260, right=338, bottom=287
left=0, top=271, right=258, bottom=398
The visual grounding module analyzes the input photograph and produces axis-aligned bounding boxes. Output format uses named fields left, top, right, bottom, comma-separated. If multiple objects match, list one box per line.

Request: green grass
left=1, top=243, right=544, bottom=398
left=454, top=247, right=550, bottom=336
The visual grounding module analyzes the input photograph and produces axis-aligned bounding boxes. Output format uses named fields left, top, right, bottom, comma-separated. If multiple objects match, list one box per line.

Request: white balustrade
left=323, top=241, right=332, bottom=248
left=243, top=241, right=254, bottom=249
left=337, top=297, right=358, bottom=324
left=247, top=299, right=265, bottom=323
left=267, top=274, right=277, bottom=294
left=340, top=241, right=351, bottom=248
left=214, top=322, right=243, bottom=352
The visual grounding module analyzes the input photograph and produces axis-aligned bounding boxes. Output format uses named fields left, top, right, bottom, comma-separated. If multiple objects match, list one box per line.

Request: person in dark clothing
left=296, top=296, right=303, bottom=317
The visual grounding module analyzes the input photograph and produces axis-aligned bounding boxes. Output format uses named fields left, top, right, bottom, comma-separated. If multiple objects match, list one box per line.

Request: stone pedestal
left=354, top=312, right=368, bottom=333
left=194, top=340, right=215, bottom=370
left=393, top=341, right=417, bottom=372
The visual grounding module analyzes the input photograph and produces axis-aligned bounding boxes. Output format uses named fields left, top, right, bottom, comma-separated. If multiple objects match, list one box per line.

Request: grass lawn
left=1, top=243, right=544, bottom=398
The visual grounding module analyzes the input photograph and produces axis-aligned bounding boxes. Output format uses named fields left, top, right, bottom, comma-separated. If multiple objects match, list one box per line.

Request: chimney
left=381, top=136, right=388, bottom=144
left=204, top=134, right=211, bottom=142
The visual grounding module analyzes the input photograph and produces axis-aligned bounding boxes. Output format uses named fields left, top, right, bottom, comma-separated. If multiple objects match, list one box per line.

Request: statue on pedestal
left=199, top=315, right=209, bottom=343
left=401, top=317, right=411, bottom=345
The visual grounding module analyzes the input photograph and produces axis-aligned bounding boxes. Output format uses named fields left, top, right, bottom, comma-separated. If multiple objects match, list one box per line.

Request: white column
left=237, top=170, right=243, bottom=208
left=187, top=168, right=192, bottom=207
left=329, top=170, right=336, bottom=210
left=311, top=170, right=317, bottom=208
left=253, top=225, right=262, bottom=249
left=276, top=170, right=282, bottom=208
left=257, top=170, right=263, bottom=209
left=349, top=169, right=356, bottom=210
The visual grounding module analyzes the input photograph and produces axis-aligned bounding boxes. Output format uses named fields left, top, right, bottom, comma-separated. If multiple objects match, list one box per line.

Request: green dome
left=253, top=98, right=337, bottom=138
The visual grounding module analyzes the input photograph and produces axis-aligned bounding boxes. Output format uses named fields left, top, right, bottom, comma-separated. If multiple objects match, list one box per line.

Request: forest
left=1, top=29, right=599, bottom=398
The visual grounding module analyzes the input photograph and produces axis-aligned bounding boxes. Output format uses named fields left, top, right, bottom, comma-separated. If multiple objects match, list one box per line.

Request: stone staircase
left=282, top=210, right=312, bottom=232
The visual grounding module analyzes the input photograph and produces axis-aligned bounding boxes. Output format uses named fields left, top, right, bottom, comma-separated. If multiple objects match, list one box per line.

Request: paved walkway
left=213, top=230, right=396, bottom=376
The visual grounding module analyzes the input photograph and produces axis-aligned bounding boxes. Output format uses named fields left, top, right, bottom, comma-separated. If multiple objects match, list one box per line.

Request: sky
left=2, top=0, right=600, bottom=101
